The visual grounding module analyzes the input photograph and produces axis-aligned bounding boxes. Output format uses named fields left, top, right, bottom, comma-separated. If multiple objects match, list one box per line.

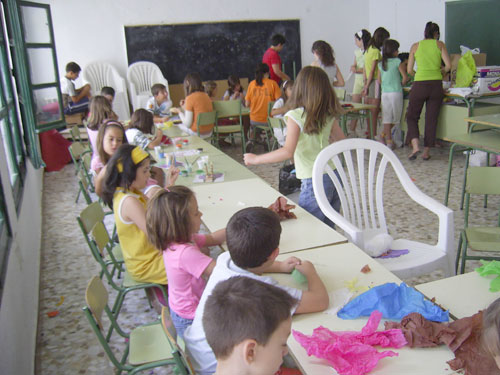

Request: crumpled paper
left=268, top=196, right=297, bottom=221
left=385, top=311, right=500, bottom=375
left=337, top=283, right=449, bottom=322
left=293, top=311, right=407, bottom=375
left=476, top=260, right=500, bottom=292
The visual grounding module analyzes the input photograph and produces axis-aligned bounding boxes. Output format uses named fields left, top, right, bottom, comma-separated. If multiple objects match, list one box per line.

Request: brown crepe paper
left=268, top=197, right=297, bottom=221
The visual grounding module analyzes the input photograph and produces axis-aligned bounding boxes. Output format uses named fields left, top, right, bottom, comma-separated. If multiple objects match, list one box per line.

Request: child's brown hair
left=87, top=95, right=114, bottom=131
left=151, top=83, right=167, bottom=97
left=146, top=186, right=195, bottom=250
left=129, top=108, right=155, bottom=135
left=96, top=120, right=128, bottom=165
left=204, top=80, right=217, bottom=98
left=183, top=73, right=204, bottom=96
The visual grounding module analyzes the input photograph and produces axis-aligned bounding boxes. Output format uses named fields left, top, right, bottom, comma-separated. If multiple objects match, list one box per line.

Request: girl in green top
left=244, top=66, right=345, bottom=228
left=406, top=22, right=451, bottom=161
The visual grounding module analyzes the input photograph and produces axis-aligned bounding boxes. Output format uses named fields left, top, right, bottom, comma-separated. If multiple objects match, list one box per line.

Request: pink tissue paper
left=292, top=311, right=407, bottom=375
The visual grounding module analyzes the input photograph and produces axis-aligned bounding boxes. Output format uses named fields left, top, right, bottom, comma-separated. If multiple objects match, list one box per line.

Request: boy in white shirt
left=203, top=276, right=298, bottom=375
left=183, top=207, right=329, bottom=375
left=61, top=61, right=91, bottom=115
left=146, top=83, right=172, bottom=123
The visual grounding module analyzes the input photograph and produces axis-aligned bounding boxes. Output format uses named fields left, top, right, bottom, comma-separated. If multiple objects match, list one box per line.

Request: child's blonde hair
left=146, top=186, right=196, bottom=251
left=287, top=66, right=343, bottom=135
left=482, top=298, right=500, bottom=360
left=88, top=95, right=114, bottom=131
left=204, top=80, right=217, bottom=98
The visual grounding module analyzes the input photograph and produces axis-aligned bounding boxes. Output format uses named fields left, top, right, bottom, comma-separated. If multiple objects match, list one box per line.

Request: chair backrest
left=161, top=307, right=194, bottom=375
left=127, top=61, right=170, bottom=111
left=68, top=141, right=87, bottom=163
left=213, top=100, right=242, bottom=121
left=69, top=125, right=82, bottom=142
left=312, top=139, right=448, bottom=248
left=77, top=169, right=93, bottom=205
left=267, top=100, right=276, bottom=117
left=268, top=116, right=285, bottom=131
left=195, top=111, right=216, bottom=136
left=464, top=167, right=500, bottom=227
left=78, top=201, right=106, bottom=236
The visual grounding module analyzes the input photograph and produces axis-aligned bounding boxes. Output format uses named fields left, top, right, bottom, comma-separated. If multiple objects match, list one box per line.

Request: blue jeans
left=170, top=309, right=193, bottom=340
left=299, top=172, right=341, bottom=229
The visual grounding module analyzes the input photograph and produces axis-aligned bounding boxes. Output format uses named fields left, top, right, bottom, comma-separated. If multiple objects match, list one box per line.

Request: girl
left=204, top=80, right=218, bottom=101
left=270, top=80, right=294, bottom=147
left=91, top=120, right=127, bottom=177
left=406, top=21, right=451, bottom=161
left=363, top=27, right=390, bottom=139
left=101, top=144, right=177, bottom=290
left=311, top=40, right=345, bottom=87
left=170, top=73, right=214, bottom=138
left=245, top=63, right=280, bottom=149
left=482, top=297, right=500, bottom=370
left=377, top=39, right=408, bottom=149
left=126, top=109, right=164, bottom=150
left=146, top=187, right=225, bottom=338
left=86, top=95, right=118, bottom=153
left=223, top=75, right=245, bottom=101
left=244, top=66, right=345, bottom=228
left=349, top=29, right=371, bottom=134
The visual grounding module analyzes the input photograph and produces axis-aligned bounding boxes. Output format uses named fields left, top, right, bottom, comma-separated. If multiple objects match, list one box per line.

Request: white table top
left=416, top=271, right=500, bottom=320
left=269, top=244, right=457, bottom=375
left=191, top=178, right=346, bottom=254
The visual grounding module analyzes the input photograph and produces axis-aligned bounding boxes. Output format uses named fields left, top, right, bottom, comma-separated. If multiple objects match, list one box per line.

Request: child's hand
left=169, top=107, right=180, bottom=114
left=350, top=65, right=357, bottom=73
left=294, top=260, right=318, bottom=279
left=165, top=167, right=180, bottom=187
left=155, top=128, right=163, bottom=138
left=179, top=99, right=186, bottom=108
left=243, top=153, right=257, bottom=165
left=280, top=256, right=301, bottom=273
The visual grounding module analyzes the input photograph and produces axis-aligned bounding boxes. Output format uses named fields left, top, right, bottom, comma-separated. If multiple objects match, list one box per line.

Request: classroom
left=1, top=0, right=500, bottom=374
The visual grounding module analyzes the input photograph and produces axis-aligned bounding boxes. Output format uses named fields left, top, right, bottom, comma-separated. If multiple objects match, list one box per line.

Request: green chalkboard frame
left=445, top=0, right=500, bottom=65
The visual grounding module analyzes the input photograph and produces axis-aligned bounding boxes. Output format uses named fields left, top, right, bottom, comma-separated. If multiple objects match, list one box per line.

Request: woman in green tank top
left=406, top=22, right=451, bottom=161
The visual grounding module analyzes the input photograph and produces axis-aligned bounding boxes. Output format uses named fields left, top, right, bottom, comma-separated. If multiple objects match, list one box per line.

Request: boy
left=203, top=276, right=298, bottom=375
left=100, top=86, right=115, bottom=104
left=61, top=61, right=91, bottom=115
left=146, top=83, right=173, bottom=123
left=183, top=207, right=329, bottom=375
left=262, top=34, right=291, bottom=84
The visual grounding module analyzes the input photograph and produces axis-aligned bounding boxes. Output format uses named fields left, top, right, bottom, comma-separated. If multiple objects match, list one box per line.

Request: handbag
left=278, top=164, right=301, bottom=195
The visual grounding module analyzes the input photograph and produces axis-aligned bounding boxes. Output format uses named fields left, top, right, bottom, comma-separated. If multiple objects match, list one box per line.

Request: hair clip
left=357, top=30, right=363, bottom=38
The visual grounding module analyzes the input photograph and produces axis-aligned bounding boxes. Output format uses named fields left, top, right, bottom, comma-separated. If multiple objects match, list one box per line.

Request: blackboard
left=445, top=0, right=500, bottom=65
left=124, top=20, right=301, bottom=84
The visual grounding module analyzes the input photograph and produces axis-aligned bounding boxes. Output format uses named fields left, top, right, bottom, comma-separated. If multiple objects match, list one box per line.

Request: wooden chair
left=267, top=116, right=287, bottom=150
left=195, top=111, right=217, bottom=144
left=456, top=167, right=500, bottom=274
left=83, top=276, right=175, bottom=374
left=213, top=100, right=246, bottom=153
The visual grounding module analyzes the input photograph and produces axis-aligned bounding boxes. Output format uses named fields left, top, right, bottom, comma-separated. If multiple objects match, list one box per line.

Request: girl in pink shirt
left=146, top=186, right=226, bottom=338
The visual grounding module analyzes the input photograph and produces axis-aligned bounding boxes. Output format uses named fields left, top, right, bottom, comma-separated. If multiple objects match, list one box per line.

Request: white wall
left=44, top=0, right=369, bottom=90
left=368, top=0, right=446, bottom=52
left=0, top=161, right=43, bottom=375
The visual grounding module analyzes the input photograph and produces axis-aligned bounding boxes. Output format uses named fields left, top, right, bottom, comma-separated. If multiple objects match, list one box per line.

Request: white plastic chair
left=312, top=139, right=454, bottom=279
left=82, top=62, right=131, bottom=121
left=126, top=61, right=171, bottom=111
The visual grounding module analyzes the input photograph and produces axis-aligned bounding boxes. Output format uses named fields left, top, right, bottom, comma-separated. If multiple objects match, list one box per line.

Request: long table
left=191, top=178, right=346, bottom=253
left=270, top=244, right=457, bottom=375
left=416, top=271, right=500, bottom=319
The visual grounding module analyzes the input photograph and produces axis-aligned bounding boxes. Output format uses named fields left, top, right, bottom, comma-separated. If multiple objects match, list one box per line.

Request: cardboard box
left=472, top=76, right=500, bottom=94
left=476, top=66, right=500, bottom=78
left=450, top=53, right=487, bottom=82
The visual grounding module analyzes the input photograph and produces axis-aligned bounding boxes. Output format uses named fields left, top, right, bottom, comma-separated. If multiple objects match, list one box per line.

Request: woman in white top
left=311, top=40, right=345, bottom=87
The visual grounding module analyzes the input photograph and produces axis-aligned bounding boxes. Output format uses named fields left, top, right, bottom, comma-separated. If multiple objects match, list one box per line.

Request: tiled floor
left=35, top=138, right=499, bottom=374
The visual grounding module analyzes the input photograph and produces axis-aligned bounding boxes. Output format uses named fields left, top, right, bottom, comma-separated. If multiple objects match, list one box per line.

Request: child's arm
left=201, top=260, right=216, bottom=280
left=407, top=43, right=417, bottom=76
left=270, top=106, right=287, bottom=117
left=350, top=57, right=357, bottom=73
left=203, top=228, right=226, bottom=247
left=333, top=64, right=345, bottom=87
left=377, top=68, right=381, bottom=85
left=121, top=194, right=148, bottom=233
left=399, top=62, right=409, bottom=86
left=72, top=84, right=91, bottom=103
left=294, top=260, right=329, bottom=314
left=363, top=59, right=378, bottom=95
left=146, top=128, right=164, bottom=149
left=244, top=116, right=299, bottom=165
left=329, top=119, right=346, bottom=143
left=266, top=256, right=301, bottom=273
left=94, top=165, right=107, bottom=197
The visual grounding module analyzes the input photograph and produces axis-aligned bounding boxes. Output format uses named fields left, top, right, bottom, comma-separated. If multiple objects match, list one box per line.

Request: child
left=146, top=187, right=226, bottom=339
left=126, top=109, right=164, bottom=150
left=223, top=75, right=245, bottom=101
left=203, top=276, right=298, bottom=375
left=311, top=40, right=345, bottom=87
left=100, top=86, right=115, bottom=104
left=170, top=73, right=214, bottom=138
left=146, top=83, right=173, bottom=123
left=245, top=63, right=280, bottom=149
left=362, top=27, right=390, bottom=138
left=184, top=206, right=329, bottom=374
left=482, top=297, right=500, bottom=370
left=377, top=39, right=408, bottom=149
left=244, top=66, right=345, bottom=228
left=397, top=53, right=414, bottom=86
left=91, top=120, right=127, bottom=177
left=349, top=29, right=371, bottom=135
left=270, top=80, right=294, bottom=147
left=101, top=144, right=177, bottom=289
left=86, top=95, right=118, bottom=154
left=61, top=61, right=91, bottom=115
left=204, top=80, right=218, bottom=101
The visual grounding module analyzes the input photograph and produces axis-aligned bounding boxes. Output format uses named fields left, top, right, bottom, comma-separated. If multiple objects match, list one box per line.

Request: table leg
left=444, top=143, right=458, bottom=206
left=340, top=114, right=348, bottom=136
left=368, top=115, right=374, bottom=139
left=460, top=151, right=471, bottom=210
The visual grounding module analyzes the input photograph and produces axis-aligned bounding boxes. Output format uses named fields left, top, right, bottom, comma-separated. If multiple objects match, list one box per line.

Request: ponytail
left=255, top=63, right=269, bottom=86
left=381, top=39, right=400, bottom=71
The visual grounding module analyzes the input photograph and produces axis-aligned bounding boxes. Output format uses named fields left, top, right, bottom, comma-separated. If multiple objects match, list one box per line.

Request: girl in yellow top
left=362, top=27, right=390, bottom=139
left=406, top=22, right=451, bottom=161
left=102, top=144, right=178, bottom=286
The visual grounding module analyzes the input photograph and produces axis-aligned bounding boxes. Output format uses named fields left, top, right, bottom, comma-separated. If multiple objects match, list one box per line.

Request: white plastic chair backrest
left=312, top=139, right=428, bottom=248
left=127, top=61, right=170, bottom=110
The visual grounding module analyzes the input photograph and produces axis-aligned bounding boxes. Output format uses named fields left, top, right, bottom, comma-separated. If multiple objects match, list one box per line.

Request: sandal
left=422, top=154, right=431, bottom=161
left=408, top=150, right=420, bottom=160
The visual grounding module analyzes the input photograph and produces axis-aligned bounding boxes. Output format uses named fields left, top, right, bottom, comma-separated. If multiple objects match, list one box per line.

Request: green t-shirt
left=414, top=39, right=442, bottom=81
left=284, top=107, right=334, bottom=179
left=365, top=46, right=381, bottom=80
left=378, top=58, right=402, bottom=93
